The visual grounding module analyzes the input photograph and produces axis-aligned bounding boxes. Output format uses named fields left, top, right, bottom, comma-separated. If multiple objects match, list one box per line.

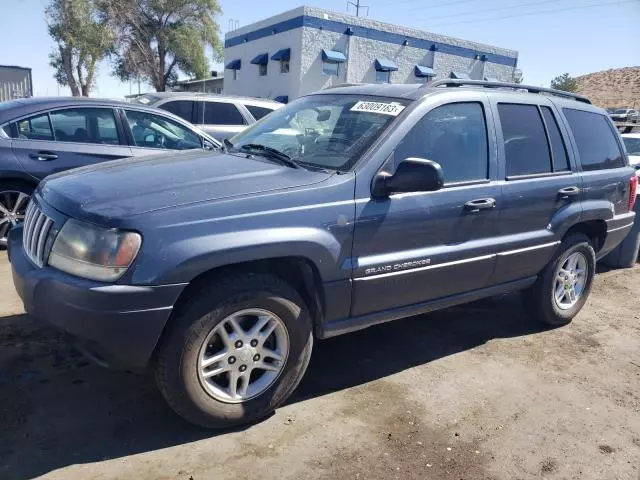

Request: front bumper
left=8, top=226, right=186, bottom=371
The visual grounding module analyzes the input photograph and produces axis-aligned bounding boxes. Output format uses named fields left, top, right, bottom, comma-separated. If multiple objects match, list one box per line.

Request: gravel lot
left=1, top=251, right=639, bottom=480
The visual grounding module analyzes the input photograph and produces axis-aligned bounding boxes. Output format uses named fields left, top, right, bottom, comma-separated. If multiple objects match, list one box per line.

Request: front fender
left=131, top=227, right=349, bottom=285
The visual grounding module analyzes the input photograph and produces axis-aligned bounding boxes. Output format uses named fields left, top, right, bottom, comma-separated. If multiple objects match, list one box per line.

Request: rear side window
left=2, top=124, right=13, bottom=137
left=563, top=108, right=624, bottom=171
left=245, top=104, right=275, bottom=121
left=498, top=103, right=551, bottom=177
left=15, top=113, right=54, bottom=141
left=49, top=108, right=120, bottom=144
left=540, top=107, right=570, bottom=172
left=201, top=101, right=246, bottom=125
left=160, top=100, right=195, bottom=123
left=395, top=102, right=488, bottom=183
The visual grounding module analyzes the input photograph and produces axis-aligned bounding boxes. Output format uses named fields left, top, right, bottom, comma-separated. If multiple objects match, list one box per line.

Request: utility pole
left=347, top=0, right=369, bottom=16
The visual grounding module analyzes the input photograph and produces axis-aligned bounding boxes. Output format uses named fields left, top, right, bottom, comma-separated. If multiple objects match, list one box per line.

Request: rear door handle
left=29, top=151, right=58, bottom=161
left=464, top=198, right=496, bottom=212
left=558, top=186, right=581, bottom=199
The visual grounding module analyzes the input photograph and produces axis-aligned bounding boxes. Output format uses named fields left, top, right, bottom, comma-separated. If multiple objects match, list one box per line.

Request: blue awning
left=414, top=65, right=436, bottom=77
left=375, top=58, right=398, bottom=72
left=271, top=48, right=291, bottom=61
left=321, top=49, right=347, bottom=63
left=450, top=70, right=470, bottom=79
left=250, top=53, right=269, bottom=65
left=225, top=59, right=241, bottom=70
left=274, top=95, right=289, bottom=104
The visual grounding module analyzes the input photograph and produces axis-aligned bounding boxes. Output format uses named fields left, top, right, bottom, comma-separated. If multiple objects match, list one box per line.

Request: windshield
left=228, top=94, right=410, bottom=171
left=623, top=137, right=640, bottom=155
left=612, top=109, right=630, bottom=114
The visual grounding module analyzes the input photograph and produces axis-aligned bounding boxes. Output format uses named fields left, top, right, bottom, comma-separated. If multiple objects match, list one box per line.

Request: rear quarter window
left=245, top=104, right=276, bottom=121
left=563, top=108, right=624, bottom=171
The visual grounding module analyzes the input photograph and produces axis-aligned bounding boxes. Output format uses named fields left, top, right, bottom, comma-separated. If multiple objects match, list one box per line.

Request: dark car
left=9, top=80, right=637, bottom=429
left=0, top=97, right=220, bottom=247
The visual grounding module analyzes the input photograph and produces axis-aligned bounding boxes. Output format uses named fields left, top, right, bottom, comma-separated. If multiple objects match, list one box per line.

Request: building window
left=259, top=63, right=267, bottom=76
left=281, top=59, right=290, bottom=74
left=376, top=70, right=391, bottom=84
left=322, top=61, right=339, bottom=77
left=233, top=69, right=238, bottom=81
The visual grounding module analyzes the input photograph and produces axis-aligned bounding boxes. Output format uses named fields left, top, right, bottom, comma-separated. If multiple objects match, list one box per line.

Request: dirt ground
left=1, top=251, right=639, bottom=480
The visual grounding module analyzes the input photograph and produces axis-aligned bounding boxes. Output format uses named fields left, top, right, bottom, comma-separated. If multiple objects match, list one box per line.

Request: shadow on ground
left=0, top=294, right=549, bottom=480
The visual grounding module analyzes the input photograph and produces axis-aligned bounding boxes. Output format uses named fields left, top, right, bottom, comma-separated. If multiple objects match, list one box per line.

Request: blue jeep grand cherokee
left=9, top=80, right=637, bottom=428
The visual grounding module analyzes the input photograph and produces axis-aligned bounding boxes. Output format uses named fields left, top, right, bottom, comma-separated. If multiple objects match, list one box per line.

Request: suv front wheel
left=155, top=273, right=313, bottom=428
left=524, top=233, right=596, bottom=326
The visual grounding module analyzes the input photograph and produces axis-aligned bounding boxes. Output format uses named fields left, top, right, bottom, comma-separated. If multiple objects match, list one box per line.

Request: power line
left=415, top=0, right=559, bottom=21
left=377, top=0, right=475, bottom=10
left=426, top=0, right=637, bottom=28
left=347, top=0, right=370, bottom=16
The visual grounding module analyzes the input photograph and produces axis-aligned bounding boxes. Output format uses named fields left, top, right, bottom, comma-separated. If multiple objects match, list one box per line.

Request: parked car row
left=7, top=79, right=637, bottom=429
left=609, top=108, right=639, bottom=124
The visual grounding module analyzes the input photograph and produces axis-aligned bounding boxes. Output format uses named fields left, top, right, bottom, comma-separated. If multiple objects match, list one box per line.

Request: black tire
left=0, top=181, right=34, bottom=249
left=155, top=273, right=313, bottom=429
left=523, top=233, right=596, bottom=326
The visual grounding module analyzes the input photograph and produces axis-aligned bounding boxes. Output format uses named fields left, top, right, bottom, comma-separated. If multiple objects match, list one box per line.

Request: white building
left=224, top=6, right=519, bottom=103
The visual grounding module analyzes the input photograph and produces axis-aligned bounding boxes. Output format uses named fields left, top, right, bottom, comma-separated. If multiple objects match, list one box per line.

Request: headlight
left=48, top=219, right=142, bottom=282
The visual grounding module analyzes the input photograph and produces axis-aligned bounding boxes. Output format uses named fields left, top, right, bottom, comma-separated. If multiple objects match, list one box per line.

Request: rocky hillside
left=576, top=66, right=640, bottom=109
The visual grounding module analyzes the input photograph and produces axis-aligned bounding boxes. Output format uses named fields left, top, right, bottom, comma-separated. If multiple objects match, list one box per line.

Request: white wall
left=224, top=27, right=303, bottom=101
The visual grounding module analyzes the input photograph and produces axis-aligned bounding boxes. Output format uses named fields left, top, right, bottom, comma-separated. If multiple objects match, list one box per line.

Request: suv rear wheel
left=155, top=273, right=313, bottom=428
left=524, top=233, right=596, bottom=326
left=0, top=182, right=33, bottom=249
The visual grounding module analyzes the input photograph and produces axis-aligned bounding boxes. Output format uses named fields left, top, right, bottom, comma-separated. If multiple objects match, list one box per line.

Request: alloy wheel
left=197, top=308, right=290, bottom=403
left=554, top=252, right=588, bottom=310
left=0, top=190, right=29, bottom=248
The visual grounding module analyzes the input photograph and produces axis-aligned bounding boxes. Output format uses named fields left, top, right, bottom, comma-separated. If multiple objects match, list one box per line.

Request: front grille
left=23, top=201, right=54, bottom=267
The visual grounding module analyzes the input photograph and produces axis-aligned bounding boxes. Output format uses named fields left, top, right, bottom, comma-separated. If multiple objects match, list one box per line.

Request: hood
left=40, top=150, right=332, bottom=222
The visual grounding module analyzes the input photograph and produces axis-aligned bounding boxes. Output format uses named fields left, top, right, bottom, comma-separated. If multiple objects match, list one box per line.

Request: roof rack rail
left=428, top=78, right=591, bottom=104
left=323, top=83, right=365, bottom=89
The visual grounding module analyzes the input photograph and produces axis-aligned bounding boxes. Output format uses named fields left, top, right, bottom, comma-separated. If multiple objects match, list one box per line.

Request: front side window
left=395, top=102, right=488, bottom=183
left=376, top=70, right=391, bottom=84
left=48, top=108, right=120, bottom=144
left=498, top=103, right=552, bottom=177
left=125, top=110, right=202, bottom=150
left=280, top=60, right=290, bottom=74
left=563, top=108, right=624, bottom=171
left=14, top=113, right=53, bottom=140
left=228, top=94, right=409, bottom=172
left=322, top=61, right=339, bottom=77
left=201, top=102, right=246, bottom=125
left=160, top=100, right=195, bottom=123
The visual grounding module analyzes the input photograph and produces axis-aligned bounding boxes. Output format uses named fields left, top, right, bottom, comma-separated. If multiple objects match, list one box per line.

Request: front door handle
left=29, top=151, right=58, bottom=161
left=464, top=198, right=496, bottom=212
left=558, top=186, right=581, bottom=199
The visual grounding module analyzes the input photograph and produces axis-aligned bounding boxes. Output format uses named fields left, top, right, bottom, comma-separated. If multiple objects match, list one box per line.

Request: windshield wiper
left=239, top=143, right=300, bottom=169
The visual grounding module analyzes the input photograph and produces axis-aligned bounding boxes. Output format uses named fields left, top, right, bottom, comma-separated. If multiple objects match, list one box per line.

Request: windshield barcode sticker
left=350, top=101, right=406, bottom=116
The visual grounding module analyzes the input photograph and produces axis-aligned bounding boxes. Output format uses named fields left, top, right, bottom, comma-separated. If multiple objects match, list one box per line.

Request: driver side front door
left=350, top=99, right=503, bottom=318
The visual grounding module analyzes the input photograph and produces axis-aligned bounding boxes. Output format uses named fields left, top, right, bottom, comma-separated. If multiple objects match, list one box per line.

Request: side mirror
left=372, top=157, right=444, bottom=198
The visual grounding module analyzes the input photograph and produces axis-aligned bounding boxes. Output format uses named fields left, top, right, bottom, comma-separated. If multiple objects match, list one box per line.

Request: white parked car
left=622, top=133, right=640, bottom=174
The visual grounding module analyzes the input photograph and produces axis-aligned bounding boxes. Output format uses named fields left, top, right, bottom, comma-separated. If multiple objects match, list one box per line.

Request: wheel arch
left=564, top=219, right=607, bottom=253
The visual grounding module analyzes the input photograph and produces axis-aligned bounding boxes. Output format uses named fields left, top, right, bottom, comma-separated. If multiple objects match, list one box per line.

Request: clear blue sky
left=2, top=0, right=639, bottom=98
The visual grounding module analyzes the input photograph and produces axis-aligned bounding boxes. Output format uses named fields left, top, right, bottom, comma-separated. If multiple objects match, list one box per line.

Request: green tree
left=101, top=0, right=223, bottom=92
left=550, top=73, right=578, bottom=93
left=46, top=0, right=113, bottom=96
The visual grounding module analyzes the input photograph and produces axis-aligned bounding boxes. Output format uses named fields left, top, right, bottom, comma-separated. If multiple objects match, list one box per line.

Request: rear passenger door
left=197, top=100, right=248, bottom=140
left=489, top=100, right=582, bottom=284
left=9, top=107, right=132, bottom=180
